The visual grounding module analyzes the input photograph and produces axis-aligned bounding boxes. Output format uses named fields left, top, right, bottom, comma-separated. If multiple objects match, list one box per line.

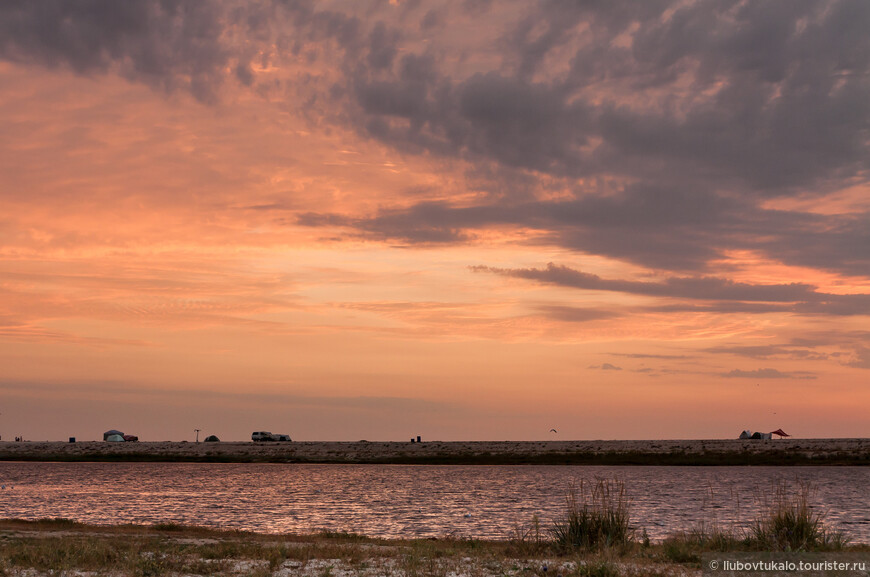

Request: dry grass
left=551, top=479, right=633, bottom=551
left=0, top=521, right=686, bottom=577
left=748, top=479, right=848, bottom=551
left=0, top=520, right=860, bottom=577
left=657, top=479, right=853, bottom=565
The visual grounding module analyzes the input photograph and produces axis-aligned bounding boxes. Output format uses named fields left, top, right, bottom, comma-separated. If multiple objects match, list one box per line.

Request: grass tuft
left=316, top=529, right=370, bottom=542
left=578, top=559, right=621, bottom=577
left=152, top=522, right=186, bottom=532
left=509, top=514, right=550, bottom=556
left=748, top=480, right=847, bottom=551
left=551, top=479, right=632, bottom=551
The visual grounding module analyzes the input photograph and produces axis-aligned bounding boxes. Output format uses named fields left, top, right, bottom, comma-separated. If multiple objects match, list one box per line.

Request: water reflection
left=0, top=463, right=867, bottom=542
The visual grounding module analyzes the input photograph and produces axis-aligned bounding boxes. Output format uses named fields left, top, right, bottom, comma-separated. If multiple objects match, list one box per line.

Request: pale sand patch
left=0, top=524, right=704, bottom=577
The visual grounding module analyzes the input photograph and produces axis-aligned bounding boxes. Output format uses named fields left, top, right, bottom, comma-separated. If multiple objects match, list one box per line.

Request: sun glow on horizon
left=1, top=0, right=868, bottom=442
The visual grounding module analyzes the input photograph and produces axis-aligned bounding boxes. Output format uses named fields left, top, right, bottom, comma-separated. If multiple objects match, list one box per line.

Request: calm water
left=0, top=463, right=868, bottom=542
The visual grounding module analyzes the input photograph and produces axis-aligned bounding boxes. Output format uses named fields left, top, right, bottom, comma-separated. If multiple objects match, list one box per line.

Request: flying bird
left=549, top=428, right=558, bottom=433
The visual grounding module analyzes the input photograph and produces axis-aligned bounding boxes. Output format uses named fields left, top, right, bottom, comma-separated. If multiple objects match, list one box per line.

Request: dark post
left=416, top=435, right=421, bottom=443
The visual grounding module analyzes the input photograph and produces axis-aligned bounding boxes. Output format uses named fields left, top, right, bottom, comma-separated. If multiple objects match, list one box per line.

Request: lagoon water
left=0, top=462, right=867, bottom=542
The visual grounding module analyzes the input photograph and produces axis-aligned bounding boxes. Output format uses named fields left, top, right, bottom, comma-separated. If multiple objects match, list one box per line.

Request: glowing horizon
left=1, top=1, right=869, bottom=442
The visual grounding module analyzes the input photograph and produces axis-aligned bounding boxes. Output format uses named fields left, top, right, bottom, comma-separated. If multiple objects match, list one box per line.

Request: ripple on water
left=0, top=463, right=867, bottom=542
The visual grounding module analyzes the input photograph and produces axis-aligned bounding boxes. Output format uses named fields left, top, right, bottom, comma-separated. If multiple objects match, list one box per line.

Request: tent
left=204, top=435, right=220, bottom=442
left=770, top=429, right=791, bottom=437
left=106, top=434, right=126, bottom=442
left=750, top=432, right=772, bottom=440
left=738, top=430, right=752, bottom=439
left=103, top=429, right=124, bottom=441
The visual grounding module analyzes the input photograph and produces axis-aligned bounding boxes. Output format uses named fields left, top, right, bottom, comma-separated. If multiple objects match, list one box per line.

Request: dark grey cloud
left=419, top=9, right=442, bottom=31
left=341, top=0, right=870, bottom=195
left=590, top=363, right=622, bottom=371
left=773, top=331, right=870, bottom=370
left=476, top=262, right=814, bottom=302
left=720, top=368, right=817, bottom=380
left=535, top=305, right=620, bottom=323
left=704, top=345, right=830, bottom=361
left=611, top=353, right=691, bottom=360
left=5, top=0, right=869, bottom=191
left=4, top=0, right=869, bottom=283
left=845, top=346, right=870, bottom=369
left=0, top=0, right=369, bottom=103
left=299, top=185, right=870, bottom=277
left=648, top=302, right=793, bottom=314
left=367, top=21, right=401, bottom=70
left=316, top=0, right=870, bottom=278
left=788, top=331, right=870, bottom=349
left=299, top=186, right=727, bottom=268
left=468, top=262, right=870, bottom=316
left=756, top=211, right=870, bottom=279
left=0, top=0, right=236, bottom=103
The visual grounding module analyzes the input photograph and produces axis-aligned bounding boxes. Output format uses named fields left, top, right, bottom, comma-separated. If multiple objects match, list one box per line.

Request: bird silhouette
left=549, top=428, right=558, bottom=433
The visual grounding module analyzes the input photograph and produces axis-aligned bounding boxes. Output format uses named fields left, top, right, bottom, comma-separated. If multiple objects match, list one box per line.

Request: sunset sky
left=2, top=0, right=869, bottom=442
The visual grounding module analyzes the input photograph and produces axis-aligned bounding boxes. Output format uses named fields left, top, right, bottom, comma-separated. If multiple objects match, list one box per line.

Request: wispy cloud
left=472, top=263, right=870, bottom=316
left=720, top=368, right=817, bottom=380
left=590, top=363, right=622, bottom=371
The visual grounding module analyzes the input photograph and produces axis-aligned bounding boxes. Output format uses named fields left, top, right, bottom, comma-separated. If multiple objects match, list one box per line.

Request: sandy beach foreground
left=1, top=518, right=869, bottom=577
left=0, top=520, right=696, bottom=577
left=1, top=438, right=869, bottom=465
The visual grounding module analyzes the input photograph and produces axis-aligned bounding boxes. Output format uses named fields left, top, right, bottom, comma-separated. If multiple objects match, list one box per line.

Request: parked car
left=251, top=431, right=275, bottom=442
left=122, top=434, right=139, bottom=442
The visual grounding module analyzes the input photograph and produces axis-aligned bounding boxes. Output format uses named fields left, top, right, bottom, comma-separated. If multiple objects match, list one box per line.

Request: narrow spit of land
left=1, top=438, right=869, bottom=465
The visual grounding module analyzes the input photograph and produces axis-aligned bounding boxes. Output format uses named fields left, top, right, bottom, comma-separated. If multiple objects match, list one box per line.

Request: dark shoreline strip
left=1, top=450, right=868, bottom=466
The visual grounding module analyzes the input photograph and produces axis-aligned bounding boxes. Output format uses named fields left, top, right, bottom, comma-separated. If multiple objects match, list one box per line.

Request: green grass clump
left=551, top=479, right=632, bottom=551
left=658, top=480, right=852, bottom=562
left=577, top=560, right=621, bottom=577
left=748, top=480, right=847, bottom=551
left=316, top=529, right=370, bottom=542
left=152, top=522, right=186, bottom=532
left=660, top=538, right=701, bottom=564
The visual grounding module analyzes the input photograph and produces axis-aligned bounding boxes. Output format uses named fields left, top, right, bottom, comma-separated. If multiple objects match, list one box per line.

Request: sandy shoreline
left=1, top=519, right=867, bottom=577
left=0, top=520, right=703, bottom=577
left=1, top=438, right=869, bottom=465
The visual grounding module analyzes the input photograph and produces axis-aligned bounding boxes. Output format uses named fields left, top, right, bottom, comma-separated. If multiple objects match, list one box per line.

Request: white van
left=251, top=431, right=275, bottom=442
